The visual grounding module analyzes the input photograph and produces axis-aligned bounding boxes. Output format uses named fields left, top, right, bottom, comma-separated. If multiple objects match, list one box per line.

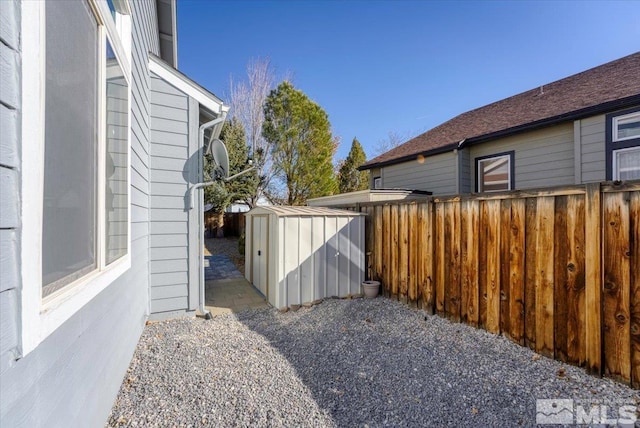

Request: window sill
left=21, top=254, right=131, bottom=356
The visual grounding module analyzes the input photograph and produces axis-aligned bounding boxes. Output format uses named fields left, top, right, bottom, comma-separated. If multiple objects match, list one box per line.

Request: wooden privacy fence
left=204, top=211, right=246, bottom=237
left=360, top=181, right=640, bottom=387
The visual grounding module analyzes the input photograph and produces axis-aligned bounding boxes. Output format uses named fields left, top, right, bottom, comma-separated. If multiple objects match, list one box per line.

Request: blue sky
left=177, top=1, right=640, bottom=161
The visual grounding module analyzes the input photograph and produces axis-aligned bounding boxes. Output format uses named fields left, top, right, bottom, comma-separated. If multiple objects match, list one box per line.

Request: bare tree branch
left=228, top=58, right=276, bottom=208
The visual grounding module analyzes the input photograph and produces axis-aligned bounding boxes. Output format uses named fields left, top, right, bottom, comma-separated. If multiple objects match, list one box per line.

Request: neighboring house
left=0, top=1, right=227, bottom=425
left=360, top=52, right=640, bottom=194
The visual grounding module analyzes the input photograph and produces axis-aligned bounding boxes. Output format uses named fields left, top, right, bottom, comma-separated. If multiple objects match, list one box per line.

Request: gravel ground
left=107, top=298, right=639, bottom=427
left=204, top=237, right=244, bottom=274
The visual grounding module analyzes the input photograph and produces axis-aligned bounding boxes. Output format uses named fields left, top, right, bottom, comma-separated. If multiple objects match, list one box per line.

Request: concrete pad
left=204, top=276, right=269, bottom=316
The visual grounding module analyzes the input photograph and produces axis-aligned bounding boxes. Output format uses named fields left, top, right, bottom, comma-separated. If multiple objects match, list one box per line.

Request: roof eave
left=359, top=93, right=640, bottom=171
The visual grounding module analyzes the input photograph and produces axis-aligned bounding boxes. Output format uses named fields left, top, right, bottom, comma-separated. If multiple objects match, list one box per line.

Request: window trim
left=612, top=146, right=640, bottom=181
left=605, top=107, right=640, bottom=180
left=474, top=151, right=515, bottom=193
left=20, top=0, right=132, bottom=355
left=373, top=176, right=382, bottom=189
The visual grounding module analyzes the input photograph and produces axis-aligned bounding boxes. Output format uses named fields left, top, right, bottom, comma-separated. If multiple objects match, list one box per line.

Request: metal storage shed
left=244, top=206, right=366, bottom=310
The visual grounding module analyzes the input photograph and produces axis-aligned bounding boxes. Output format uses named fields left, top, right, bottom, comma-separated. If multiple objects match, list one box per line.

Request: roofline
left=359, top=93, right=640, bottom=171
left=148, top=54, right=228, bottom=114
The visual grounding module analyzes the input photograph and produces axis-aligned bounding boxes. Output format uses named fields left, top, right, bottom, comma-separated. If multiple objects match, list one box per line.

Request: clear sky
left=176, top=1, right=640, bottom=162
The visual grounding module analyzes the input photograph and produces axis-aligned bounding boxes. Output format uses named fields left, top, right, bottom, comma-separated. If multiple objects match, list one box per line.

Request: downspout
left=192, top=114, right=227, bottom=319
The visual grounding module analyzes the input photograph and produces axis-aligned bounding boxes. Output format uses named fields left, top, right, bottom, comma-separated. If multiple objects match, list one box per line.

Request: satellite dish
left=209, top=138, right=229, bottom=179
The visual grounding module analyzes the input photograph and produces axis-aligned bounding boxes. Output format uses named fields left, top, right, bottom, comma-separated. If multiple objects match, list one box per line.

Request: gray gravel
left=107, top=298, right=640, bottom=427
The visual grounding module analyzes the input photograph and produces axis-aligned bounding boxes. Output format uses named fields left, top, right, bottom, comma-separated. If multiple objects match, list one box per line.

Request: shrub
left=238, top=232, right=245, bottom=256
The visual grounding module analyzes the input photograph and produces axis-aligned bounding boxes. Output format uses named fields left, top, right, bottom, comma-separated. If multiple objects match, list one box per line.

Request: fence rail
left=360, top=181, right=640, bottom=387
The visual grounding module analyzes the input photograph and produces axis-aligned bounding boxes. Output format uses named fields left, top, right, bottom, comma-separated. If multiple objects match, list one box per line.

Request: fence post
left=585, top=182, right=603, bottom=375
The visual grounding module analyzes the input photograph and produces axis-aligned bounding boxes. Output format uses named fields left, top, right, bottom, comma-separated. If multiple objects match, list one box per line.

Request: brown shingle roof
left=361, top=52, right=640, bottom=169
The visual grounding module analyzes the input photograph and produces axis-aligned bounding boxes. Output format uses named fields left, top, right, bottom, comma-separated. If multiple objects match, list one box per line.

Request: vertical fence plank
left=525, top=197, right=538, bottom=350
left=554, top=196, right=569, bottom=362
left=417, top=202, right=426, bottom=308
left=424, top=201, right=435, bottom=313
left=603, top=192, right=631, bottom=383
left=390, top=204, right=399, bottom=299
left=435, top=202, right=446, bottom=315
left=374, top=206, right=383, bottom=282
left=382, top=205, right=391, bottom=296
left=585, top=182, right=602, bottom=375
left=485, top=200, right=501, bottom=334
left=567, top=195, right=586, bottom=365
left=479, top=201, right=488, bottom=329
left=468, top=199, right=480, bottom=327
left=535, top=196, right=555, bottom=358
left=446, top=201, right=462, bottom=321
left=408, top=203, right=418, bottom=307
left=630, top=192, right=640, bottom=388
left=500, top=199, right=512, bottom=337
left=398, top=204, right=409, bottom=304
left=364, top=206, right=374, bottom=281
left=460, top=200, right=472, bottom=324
left=510, top=199, right=525, bottom=345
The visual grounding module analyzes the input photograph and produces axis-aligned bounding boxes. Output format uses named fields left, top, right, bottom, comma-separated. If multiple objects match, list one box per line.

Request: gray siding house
left=361, top=52, right=640, bottom=194
left=0, top=1, right=227, bottom=425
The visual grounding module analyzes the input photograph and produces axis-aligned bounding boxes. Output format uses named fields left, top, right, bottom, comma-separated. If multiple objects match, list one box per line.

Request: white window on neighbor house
left=608, top=109, right=640, bottom=181
left=476, top=152, right=514, bottom=192
left=20, top=0, right=132, bottom=353
left=613, top=146, right=640, bottom=181
left=613, top=111, right=640, bottom=142
left=374, top=177, right=382, bottom=189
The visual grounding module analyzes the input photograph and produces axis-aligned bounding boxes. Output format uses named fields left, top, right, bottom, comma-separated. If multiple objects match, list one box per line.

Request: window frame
left=606, top=107, right=640, bottom=181
left=20, top=0, right=132, bottom=355
left=373, top=176, right=382, bottom=189
left=475, top=151, right=515, bottom=193
left=612, top=146, right=640, bottom=181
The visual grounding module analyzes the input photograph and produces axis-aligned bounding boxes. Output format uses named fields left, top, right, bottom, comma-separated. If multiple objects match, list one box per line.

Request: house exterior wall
left=372, top=104, right=640, bottom=195
left=380, top=151, right=458, bottom=194
left=0, top=0, right=22, bottom=375
left=0, top=1, right=159, bottom=426
left=148, top=73, right=200, bottom=319
left=469, top=122, right=575, bottom=191
left=579, top=114, right=606, bottom=183
left=458, top=148, right=471, bottom=193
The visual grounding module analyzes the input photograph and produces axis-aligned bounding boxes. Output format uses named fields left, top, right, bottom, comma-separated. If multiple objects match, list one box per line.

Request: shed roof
left=361, top=51, right=640, bottom=170
left=246, top=206, right=365, bottom=217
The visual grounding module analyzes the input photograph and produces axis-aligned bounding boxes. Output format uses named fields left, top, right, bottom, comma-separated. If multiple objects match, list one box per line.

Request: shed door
left=252, top=216, right=268, bottom=295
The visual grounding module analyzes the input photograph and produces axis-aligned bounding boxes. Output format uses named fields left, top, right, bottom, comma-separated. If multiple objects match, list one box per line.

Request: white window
left=21, top=0, right=132, bottom=354
left=608, top=109, right=640, bottom=181
left=374, top=177, right=382, bottom=189
left=476, top=153, right=513, bottom=192
left=613, top=111, right=640, bottom=142
left=613, top=146, right=640, bottom=181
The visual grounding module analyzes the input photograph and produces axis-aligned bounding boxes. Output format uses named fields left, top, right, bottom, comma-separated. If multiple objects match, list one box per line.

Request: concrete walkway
left=204, top=254, right=268, bottom=316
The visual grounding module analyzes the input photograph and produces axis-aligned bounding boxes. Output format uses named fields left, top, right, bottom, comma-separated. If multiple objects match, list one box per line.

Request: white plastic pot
left=362, top=280, right=380, bottom=298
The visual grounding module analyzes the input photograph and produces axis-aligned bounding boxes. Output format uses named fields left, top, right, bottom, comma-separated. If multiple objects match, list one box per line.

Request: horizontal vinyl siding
left=458, top=148, right=471, bottom=193
left=148, top=73, right=191, bottom=316
left=382, top=151, right=457, bottom=195
left=0, top=0, right=20, bottom=375
left=470, top=123, right=574, bottom=191
left=580, top=114, right=606, bottom=183
left=1, top=1, right=159, bottom=426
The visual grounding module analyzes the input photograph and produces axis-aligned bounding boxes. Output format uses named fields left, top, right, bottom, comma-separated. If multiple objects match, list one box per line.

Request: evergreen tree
left=204, top=117, right=258, bottom=236
left=262, top=81, right=337, bottom=205
left=338, top=137, right=369, bottom=193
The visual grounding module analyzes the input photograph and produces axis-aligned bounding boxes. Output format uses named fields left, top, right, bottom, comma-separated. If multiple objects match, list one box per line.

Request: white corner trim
left=20, top=0, right=46, bottom=356
left=574, top=119, right=582, bottom=184
left=148, top=56, right=226, bottom=114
